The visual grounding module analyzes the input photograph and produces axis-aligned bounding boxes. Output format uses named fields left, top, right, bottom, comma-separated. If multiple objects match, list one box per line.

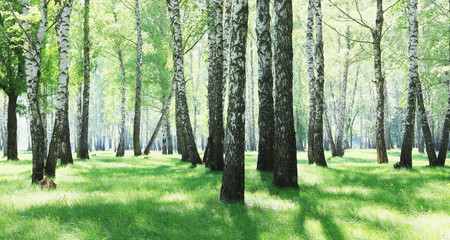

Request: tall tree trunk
left=247, top=41, right=256, bottom=151
left=143, top=80, right=175, bottom=155
left=3, top=98, right=7, bottom=157
left=116, top=49, right=127, bottom=157
left=256, top=0, right=274, bottom=171
left=204, top=0, right=224, bottom=171
left=306, top=0, right=316, bottom=164
left=7, top=93, right=18, bottom=160
left=437, top=85, right=450, bottom=166
left=417, top=83, right=438, bottom=165
left=335, top=27, right=351, bottom=157
left=220, top=0, right=248, bottom=202
left=324, top=106, right=336, bottom=154
left=47, top=0, right=74, bottom=175
left=372, top=0, right=388, bottom=164
left=273, top=0, right=299, bottom=188
left=133, top=0, right=143, bottom=156
left=167, top=0, right=201, bottom=165
left=77, top=0, right=91, bottom=160
left=23, top=0, right=48, bottom=183
left=312, top=0, right=327, bottom=167
left=397, top=0, right=418, bottom=169
left=222, top=0, right=232, bottom=105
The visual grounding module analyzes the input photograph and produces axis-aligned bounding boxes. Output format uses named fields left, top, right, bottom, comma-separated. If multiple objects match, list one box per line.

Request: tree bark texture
left=116, top=49, right=127, bottom=157
left=204, top=0, right=224, bottom=171
left=77, top=0, right=90, bottom=160
left=47, top=0, right=74, bottom=175
left=167, top=0, right=202, bottom=165
left=437, top=87, right=450, bottom=166
left=256, top=0, right=275, bottom=171
left=312, top=0, right=327, bottom=167
left=7, top=94, right=18, bottom=160
left=372, top=0, right=388, bottom=164
left=247, top=41, right=256, bottom=151
left=133, top=0, right=143, bottom=156
left=273, top=0, right=299, bottom=188
left=306, top=0, right=316, bottom=164
left=23, top=0, right=48, bottom=183
left=398, top=0, right=418, bottom=169
left=220, top=0, right=248, bottom=202
left=143, top=79, right=175, bottom=155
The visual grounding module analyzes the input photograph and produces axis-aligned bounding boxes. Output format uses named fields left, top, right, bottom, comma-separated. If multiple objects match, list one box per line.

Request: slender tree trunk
left=220, top=0, right=248, bottom=202
left=417, top=83, right=438, bottom=165
left=437, top=86, right=450, bottom=166
left=312, top=0, right=327, bottom=167
left=324, top=106, right=336, bottom=154
left=204, top=0, right=224, bottom=171
left=77, top=0, right=90, bottom=159
left=116, top=49, right=127, bottom=157
left=6, top=93, right=18, bottom=160
left=47, top=0, right=74, bottom=175
left=273, top=0, right=299, bottom=188
left=372, top=0, right=388, bottom=164
left=23, top=0, right=48, bottom=183
left=397, top=0, right=418, bottom=169
left=133, top=0, right=143, bottom=156
left=167, top=0, right=201, bottom=165
left=335, top=27, right=351, bottom=157
left=256, top=0, right=274, bottom=171
left=143, top=80, right=175, bottom=155
left=247, top=41, right=256, bottom=151
left=306, top=0, right=316, bottom=164
left=2, top=98, right=7, bottom=157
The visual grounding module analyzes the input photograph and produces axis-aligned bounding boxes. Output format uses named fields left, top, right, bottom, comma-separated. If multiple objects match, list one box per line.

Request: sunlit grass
left=0, top=149, right=448, bottom=239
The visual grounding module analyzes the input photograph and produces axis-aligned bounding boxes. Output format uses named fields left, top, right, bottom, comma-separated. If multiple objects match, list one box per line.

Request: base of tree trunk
left=393, top=162, right=411, bottom=169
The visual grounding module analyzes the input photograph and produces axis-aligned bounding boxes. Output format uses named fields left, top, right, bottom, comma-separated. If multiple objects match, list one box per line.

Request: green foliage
left=0, top=149, right=449, bottom=239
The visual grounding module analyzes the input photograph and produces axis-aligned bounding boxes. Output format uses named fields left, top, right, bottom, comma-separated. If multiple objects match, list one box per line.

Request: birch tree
left=167, top=0, right=202, bottom=165
left=133, top=0, right=143, bottom=156
left=256, top=0, right=275, bottom=171
left=22, top=0, right=49, bottom=182
left=203, top=0, right=224, bottom=171
left=220, top=0, right=248, bottom=202
left=273, top=0, right=299, bottom=188
left=77, top=0, right=91, bottom=160
left=46, top=0, right=74, bottom=174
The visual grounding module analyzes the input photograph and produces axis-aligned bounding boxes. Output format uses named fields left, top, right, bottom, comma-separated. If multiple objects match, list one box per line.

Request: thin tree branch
left=328, top=0, right=373, bottom=30
left=323, top=21, right=373, bottom=44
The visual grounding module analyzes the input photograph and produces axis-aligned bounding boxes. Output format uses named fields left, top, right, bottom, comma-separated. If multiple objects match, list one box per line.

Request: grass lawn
left=0, top=149, right=449, bottom=240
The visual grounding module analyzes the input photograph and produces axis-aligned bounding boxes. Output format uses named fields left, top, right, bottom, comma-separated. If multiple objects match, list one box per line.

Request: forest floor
left=0, top=149, right=449, bottom=240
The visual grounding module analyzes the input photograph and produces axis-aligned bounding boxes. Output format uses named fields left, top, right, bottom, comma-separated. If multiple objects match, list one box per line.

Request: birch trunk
left=47, top=0, right=74, bottom=175
left=335, top=27, right=351, bottom=157
left=167, top=0, right=201, bottom=165
left=220, top=0, right=248, bottom=202
left=77, top=0, right=90, bottom=159
left=273, top=0, right=299, bottom=187
left=247, top=41, right=256, bottom=151
left=116, top=49, right=127, bottom=157
left=312, top=0, right=327, bottom=167
left=437, top=85, right=450, bottom=166
left=372, top=0, right=388, bottom=164
left=306, top=0, right=316, bottom=164
left=133, top=0, right=143, bottom=156
left=204, top=0, right=224, bottom=171
left=143, top=79, right=175, bottom=155
left=23, top=0, right=48, bottom=183
left=256, top=0, right=275, bottom=171
left=397, top=0, right=419, bottom=168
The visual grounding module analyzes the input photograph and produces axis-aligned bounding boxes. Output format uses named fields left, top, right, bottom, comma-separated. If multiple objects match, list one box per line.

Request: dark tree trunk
left=417, top=83, right=438, bottom=165
left=220, top=0, right=248, bottom=202
left=256, top=0, right=274, bottom=171
left=204, top=0, right=224, bottom=171
left=397, top=0, right=418, bottom=169
left=77, top=0, right=90, bottom=160
left=372, top=0, right=388, bottom=164
left=133, top=0, right=143, bottom=156
left=167, top=0, right=201, bottom=165
left=7, top=93, right=18, bottom=160
left=273, top=0, right=299, bottom=188
left=437, top=88, right=450, bottom=166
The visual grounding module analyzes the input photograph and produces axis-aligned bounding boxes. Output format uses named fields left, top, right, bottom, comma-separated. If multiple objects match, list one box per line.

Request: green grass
left=0, top=149, right=449, bottom=240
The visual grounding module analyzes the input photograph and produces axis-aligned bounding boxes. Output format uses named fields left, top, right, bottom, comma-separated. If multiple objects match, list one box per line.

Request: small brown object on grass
left=38, top=178, right=57, bottom=190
